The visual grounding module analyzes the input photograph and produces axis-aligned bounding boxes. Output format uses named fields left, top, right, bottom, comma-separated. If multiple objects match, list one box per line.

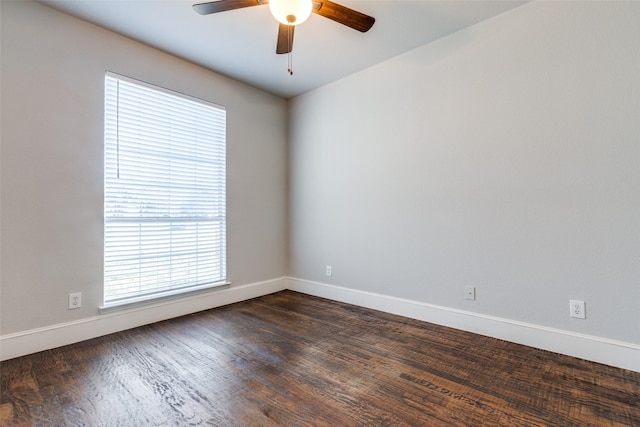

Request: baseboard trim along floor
left=3, top=275, right=639, bottom=373
left=0, top=277, right=288, bottom=361
left=287, top=277, right=640, bottom=373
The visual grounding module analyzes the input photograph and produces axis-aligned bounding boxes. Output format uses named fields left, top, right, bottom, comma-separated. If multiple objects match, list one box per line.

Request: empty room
left=1, top=0, right=639, bottom=425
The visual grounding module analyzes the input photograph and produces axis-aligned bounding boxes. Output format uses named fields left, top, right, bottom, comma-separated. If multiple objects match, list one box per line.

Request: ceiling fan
left=193, top=0, right=375, bottom=58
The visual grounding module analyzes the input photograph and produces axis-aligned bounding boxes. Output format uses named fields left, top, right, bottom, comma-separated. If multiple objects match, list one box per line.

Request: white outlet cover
left=69, top=292, right=82, bottom=310
left=569, top=299, right=585, bottom=319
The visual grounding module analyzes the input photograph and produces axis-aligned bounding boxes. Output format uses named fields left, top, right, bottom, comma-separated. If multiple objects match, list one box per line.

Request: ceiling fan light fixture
left=269, top=0, right=312, bottom=26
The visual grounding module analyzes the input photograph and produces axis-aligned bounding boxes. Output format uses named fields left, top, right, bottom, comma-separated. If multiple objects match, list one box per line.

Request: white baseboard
left=287, top=277, right=640, bottom=373
left=0, top=277, right=287, bottom=361
left=4, top=276, right=639, bottom=373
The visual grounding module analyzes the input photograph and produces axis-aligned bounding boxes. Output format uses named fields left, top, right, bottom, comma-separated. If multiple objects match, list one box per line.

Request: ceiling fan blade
left=312, top=0, right=375, bottom=32
left=276, top=23, right=294, bottom=54
left=193, top=0, right=266, bottom=15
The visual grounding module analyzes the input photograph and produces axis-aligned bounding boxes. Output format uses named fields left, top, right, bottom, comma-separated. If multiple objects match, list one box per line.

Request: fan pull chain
left=287, top=24, right=293, bottom=75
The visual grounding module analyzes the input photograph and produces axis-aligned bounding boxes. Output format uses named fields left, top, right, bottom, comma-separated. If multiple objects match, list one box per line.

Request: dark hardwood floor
left=1, top=290, right=639, bottom=426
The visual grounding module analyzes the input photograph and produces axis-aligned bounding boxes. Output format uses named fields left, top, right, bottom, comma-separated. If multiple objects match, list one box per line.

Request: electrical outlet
left=326, top=265, right=332, bottom=277
left=569, top=300, right=585, bottom=319
left=465, top=286, right=476, bottom=301
left=69, top=292, right=82, bottom=310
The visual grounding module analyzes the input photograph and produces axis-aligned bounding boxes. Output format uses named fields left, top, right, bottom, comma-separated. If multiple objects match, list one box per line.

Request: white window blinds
left=104, top=72, right=226, bottom=306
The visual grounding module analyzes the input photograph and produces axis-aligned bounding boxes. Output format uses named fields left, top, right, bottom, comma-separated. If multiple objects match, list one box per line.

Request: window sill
left=99, top=281, right=231, bottom=315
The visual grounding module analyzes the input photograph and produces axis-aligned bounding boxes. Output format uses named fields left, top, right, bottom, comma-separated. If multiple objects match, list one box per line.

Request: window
left=104, top=72, right=226, bottom=307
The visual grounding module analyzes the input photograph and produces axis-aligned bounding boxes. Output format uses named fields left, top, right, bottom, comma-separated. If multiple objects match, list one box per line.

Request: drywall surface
left=289, top=1, right=640, bottom=344
left=0, top=1, right=287, bottom=335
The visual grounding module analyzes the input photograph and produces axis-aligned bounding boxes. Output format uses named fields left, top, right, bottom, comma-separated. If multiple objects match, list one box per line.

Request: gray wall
left=289, top=1, right=640, bottom=344
left=0, top=1, right=288, bottom=334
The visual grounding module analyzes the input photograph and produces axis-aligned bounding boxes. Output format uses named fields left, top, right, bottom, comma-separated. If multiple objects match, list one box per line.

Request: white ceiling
left=39, top=0, right=527, bottom=99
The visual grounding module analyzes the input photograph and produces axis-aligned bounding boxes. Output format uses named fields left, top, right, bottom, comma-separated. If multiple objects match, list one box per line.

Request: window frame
left=102, top=71, right=228, bottom=309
